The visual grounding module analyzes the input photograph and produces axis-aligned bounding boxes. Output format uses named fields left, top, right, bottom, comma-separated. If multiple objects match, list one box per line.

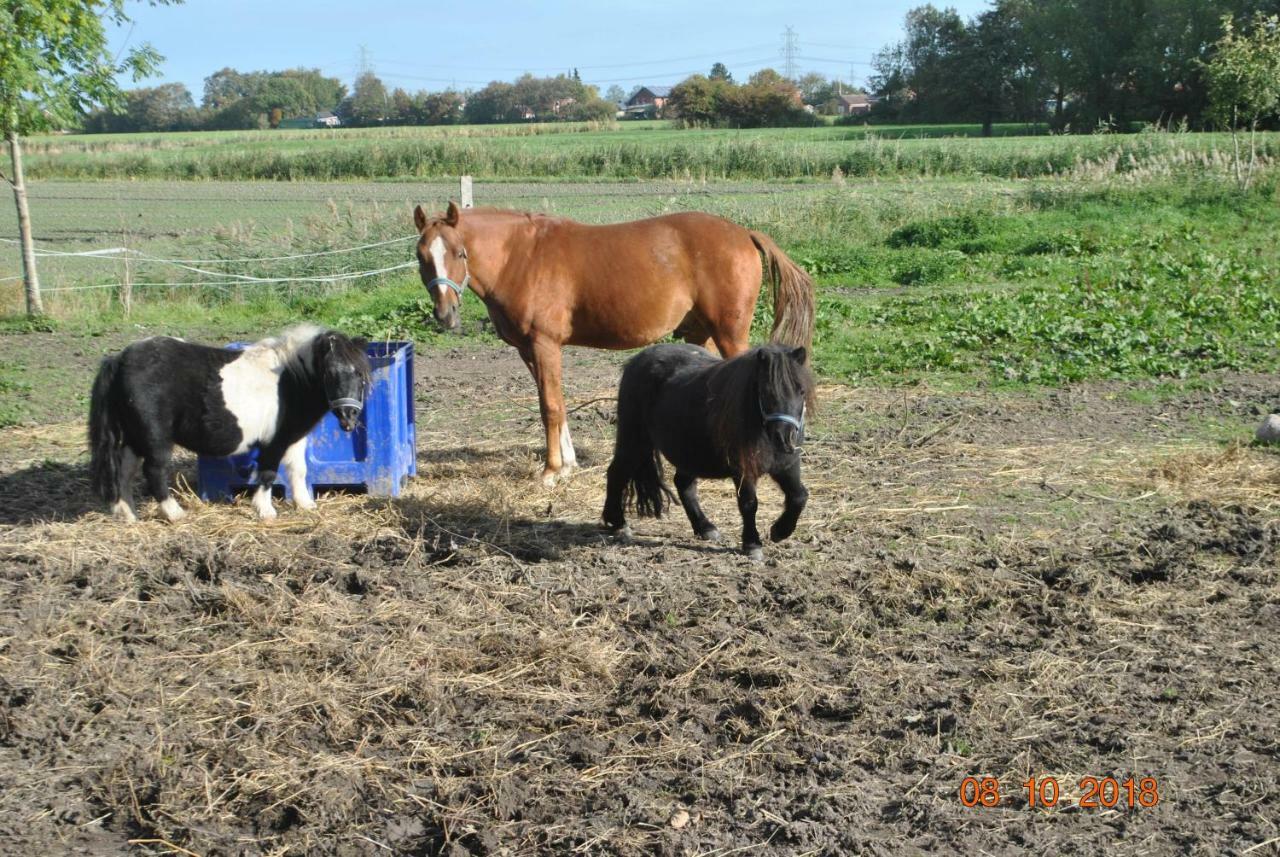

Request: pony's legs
left=521, top=339, right=574, bottom=486
left=602, top=456, right=630, bottom=534
left=251, top=450, right=283, bottom=520
left=281, top=437, right=315, bottom=510
left=675, top=470, right=719, bottom=541
left=142, top=446, right=185, bottom=522
left=733, top=475, right=764, bottom=561
left=768, top=461, right=808, bottom=543
left=112, top=446, right=141, bottom=523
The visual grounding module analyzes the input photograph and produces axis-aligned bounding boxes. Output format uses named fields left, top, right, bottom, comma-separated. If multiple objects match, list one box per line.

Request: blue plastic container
left=197, top=340, right=417, bottom=500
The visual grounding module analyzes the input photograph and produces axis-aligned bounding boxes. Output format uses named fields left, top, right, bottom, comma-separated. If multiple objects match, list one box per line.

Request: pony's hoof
left=698, top=527, right=721, bottom=542
left=745, top=546, right=764, bottom=563
left=295, top=498, right=317, bottom=511
left=159, top=498, right=186, bottom=522
left=111, top=500, right=137, bottom=524
left=611, top=525, right=633, bottom=543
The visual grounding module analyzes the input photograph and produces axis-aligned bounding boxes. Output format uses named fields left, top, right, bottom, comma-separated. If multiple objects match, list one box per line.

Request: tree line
left=82, top=67, right=619, bottom=132
left=867, top=0, right=1280, bottom=134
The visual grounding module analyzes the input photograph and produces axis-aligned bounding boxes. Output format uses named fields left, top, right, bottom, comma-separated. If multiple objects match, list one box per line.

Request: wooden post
left=120, top=241, right=133, bottom=317
left=460, top=175, right=474, bottom=209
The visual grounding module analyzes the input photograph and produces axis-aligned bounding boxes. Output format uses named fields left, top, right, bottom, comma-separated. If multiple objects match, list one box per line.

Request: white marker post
left=460, top=175, right=474, bottom=209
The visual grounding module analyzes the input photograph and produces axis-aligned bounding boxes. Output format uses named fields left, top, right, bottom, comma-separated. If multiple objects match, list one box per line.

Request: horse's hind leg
left=112, top=447, right=141, bottom=523
left=733, top=475, right=764, bottom=562
left=768, top=461, right=808, bottom=544
left=602, top=456, right=631, bottom=536
left=142, top=446, right=185, bottom=522
left=675, top=470, right=719, bottom=542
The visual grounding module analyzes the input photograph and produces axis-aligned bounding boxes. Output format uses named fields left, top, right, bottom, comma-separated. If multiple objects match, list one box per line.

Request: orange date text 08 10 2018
left=959, top=776, right=1161, bottom=809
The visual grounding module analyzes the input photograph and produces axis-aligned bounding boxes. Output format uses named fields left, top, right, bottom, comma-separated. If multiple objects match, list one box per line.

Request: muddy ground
left=0, top=335, right=1277, bottom=856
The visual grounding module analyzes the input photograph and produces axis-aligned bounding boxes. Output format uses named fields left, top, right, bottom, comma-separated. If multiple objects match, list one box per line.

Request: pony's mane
left=240, top=325, right=369, bottom=382
left=708, top=344, right=815, bottom=481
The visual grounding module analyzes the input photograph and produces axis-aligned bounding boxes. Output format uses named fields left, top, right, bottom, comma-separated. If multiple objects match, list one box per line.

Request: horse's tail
left=609, top=365, right=675, bottom=520
left=750, top=230, right=815, bottom=353
left=88, top=354, right=124, bottom=503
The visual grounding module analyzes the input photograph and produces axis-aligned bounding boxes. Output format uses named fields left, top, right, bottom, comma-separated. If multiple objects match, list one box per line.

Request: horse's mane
left=708, top=345, right=815, bottom=481
left=241, top=325, right=368, bottom=382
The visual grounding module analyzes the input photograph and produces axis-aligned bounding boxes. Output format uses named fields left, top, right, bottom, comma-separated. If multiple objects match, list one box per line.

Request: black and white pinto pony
left=89, top=325, right=370, bottom=523
left=603, top=342, right=814, bottom=560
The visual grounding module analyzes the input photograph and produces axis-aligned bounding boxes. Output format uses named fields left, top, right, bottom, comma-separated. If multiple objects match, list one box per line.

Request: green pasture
left=20, top=121, right=1274, bottom=182
left=1, top=123, right=1278, bottom=429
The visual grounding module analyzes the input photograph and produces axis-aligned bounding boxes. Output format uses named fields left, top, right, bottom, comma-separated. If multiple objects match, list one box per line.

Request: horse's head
left=413, top=200, right=469, bottom=332
left=315, top=331, right=371, bottom=431
left=757, top=346, right=811, bottom=455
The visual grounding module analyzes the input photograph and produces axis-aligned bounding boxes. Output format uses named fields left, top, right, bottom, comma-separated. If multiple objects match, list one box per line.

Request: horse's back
left=619, top=343, right=719, bottom=397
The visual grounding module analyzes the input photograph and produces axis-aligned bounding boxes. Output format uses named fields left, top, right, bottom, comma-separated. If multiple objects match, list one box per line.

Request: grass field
left=1, top=123, right=1279, bottom=854
left=21, top=121, right=1277, bottom=181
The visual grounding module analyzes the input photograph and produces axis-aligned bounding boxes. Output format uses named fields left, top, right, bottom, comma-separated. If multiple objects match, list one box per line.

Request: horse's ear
left=353, top=336, right=369, bottom=351
left=445, top=200, right=461, bottom=226
left=790, top=346, right=807, bottom=364
left=413, top=204, right=428, bottom=231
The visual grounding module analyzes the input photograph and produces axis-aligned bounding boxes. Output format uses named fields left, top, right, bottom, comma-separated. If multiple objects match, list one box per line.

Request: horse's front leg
left=282, top=437, right=315, bottom=510
left=675, top=469, right=719, bottom=542
left=251, top=449, right=284, bottom=520
left=768, top=459, right=808, bottom=543
left=142, top=444, right=185, bottom=522
left=522, top=338, right=574, bottom=487
left=734, top=475, right=764, bottom=562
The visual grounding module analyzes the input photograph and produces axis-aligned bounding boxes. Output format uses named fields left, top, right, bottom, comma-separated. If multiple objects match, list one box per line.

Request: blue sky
left=112, top=0, right=993, bottom=101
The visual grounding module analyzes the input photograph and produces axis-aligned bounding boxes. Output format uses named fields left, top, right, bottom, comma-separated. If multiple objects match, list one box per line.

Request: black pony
left=88, top=325, right=370, bottom=523
left=603, top=342, right=814, bottom=560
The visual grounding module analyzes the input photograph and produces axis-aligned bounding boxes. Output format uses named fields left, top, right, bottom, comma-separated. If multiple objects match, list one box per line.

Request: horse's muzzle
left=333, top=405, right=362, bottom=431
left=434, top=305, right=460, bottom=332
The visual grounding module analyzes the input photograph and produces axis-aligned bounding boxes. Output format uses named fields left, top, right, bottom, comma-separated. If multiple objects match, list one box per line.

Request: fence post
left=460, top=175, right=473, bottom=209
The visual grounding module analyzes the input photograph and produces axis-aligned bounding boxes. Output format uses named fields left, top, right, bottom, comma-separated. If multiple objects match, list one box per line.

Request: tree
left=1, top=0, right=174, bottom=316
left=348, top=72, right=389, bottom=126
left=1205, top=12, right=1280, bottom=189
left=604, top=84, right=627, bottom=105
left=709, top=62, right=734, bottom=83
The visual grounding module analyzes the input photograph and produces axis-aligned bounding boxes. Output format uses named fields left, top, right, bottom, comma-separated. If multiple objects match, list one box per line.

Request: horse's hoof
left=111, top=501, right=137, bottom=524
left=745, top=546, right=764, bottom=563
left=295, top=498, right=317, bottom=511
left=698, top=527, right=721, bottom=542
left=159, top=498, right=186, bottom=522
left=611, top=525, right=633, bottom=543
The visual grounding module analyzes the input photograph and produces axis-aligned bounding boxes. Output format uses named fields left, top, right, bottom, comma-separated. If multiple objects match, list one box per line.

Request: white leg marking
left=118, top=447, right=140, bottom=519
left=159, top=497, right=186, bottom=522
left=283, top=438, right=315, bottom=509
left=111, top=499, right=137, bottom=524
left=559, top=422, right=577, bottom=468
left=252, top=485, right=277, bottom=520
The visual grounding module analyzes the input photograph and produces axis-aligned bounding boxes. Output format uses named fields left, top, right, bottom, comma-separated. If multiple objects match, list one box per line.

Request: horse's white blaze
left=219, top=349, right=283, bottom=453
left=159, top=497, right=186, bottom=522
left=252, top=485, right=276, bottom=519
left=559, top=422, right=576, bottom=467
left=282, top=438, right=314, bottom=509
left=429, top=236, right=450, bottom=296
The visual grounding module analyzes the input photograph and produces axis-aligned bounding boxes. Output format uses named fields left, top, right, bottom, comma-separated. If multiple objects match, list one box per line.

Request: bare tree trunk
left=5, top=132, right=42, bottom=315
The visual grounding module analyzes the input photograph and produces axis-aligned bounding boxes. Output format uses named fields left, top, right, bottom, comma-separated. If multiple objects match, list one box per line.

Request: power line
left=781, top=26, right=799, bottom=80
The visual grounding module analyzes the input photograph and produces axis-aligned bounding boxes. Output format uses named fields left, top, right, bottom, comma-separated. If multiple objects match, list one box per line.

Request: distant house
left=835, top=93, right=877, bottom=116
left=624, top=85, right=672, bottom=119
left=314, top=111, right=341, bottom=128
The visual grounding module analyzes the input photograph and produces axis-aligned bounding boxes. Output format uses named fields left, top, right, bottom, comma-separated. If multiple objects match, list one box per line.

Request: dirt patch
left=0, top=346, right=1278, bottom=855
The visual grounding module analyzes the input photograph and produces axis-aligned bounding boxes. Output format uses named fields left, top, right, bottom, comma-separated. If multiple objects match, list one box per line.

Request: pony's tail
left=750, top=230, right=815, bottom=353
left=88, top=355, right=124, bottom=503
left=609, top=383, right=675, bottom=520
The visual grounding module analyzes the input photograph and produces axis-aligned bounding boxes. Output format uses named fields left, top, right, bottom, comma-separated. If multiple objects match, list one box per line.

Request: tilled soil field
left=0, top=341, right=1277, bottom=855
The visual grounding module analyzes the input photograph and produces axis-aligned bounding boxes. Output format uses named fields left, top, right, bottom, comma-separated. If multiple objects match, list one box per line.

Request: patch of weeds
left=887, top=212, right=1003, bottom=249
left=0, top=314, right=57, bottom=334
left=0, top=360, right=33, bottom=427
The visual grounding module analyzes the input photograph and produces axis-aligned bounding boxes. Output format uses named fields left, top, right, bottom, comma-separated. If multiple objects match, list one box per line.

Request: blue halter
left=761, top=402, right=805, bottom=444
left=427, top=273, right=470, bottom=297
left=329, top=397, right=363, bottom=412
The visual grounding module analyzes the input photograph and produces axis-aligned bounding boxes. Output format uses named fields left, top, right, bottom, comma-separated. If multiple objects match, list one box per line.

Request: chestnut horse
left=413, top=201, right=815, bottom=486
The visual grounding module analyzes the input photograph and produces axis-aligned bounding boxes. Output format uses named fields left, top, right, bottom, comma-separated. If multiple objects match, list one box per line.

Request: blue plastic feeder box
left=197, top=341, right=417, bottom=501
